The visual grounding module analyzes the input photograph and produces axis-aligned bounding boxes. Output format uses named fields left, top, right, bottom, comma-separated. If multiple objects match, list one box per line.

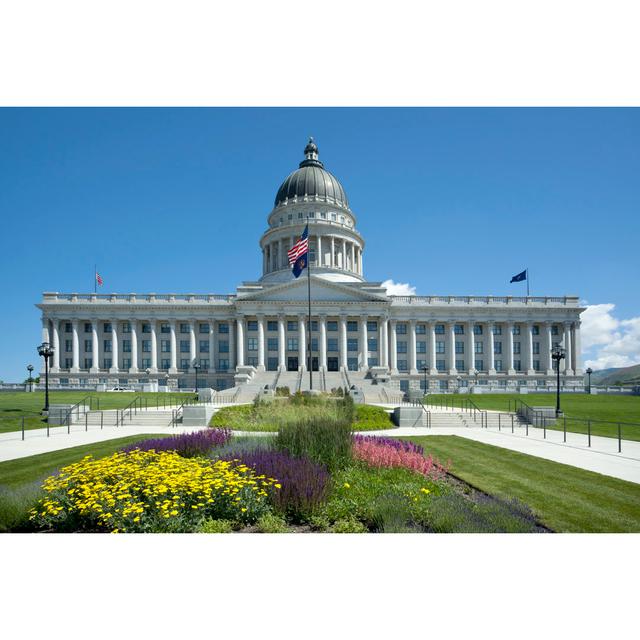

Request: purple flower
left=122, top=428, right=232, bottom=457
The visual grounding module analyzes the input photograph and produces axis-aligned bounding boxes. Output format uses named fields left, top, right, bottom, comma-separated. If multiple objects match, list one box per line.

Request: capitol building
left=37, top=139, right=584, bottom=397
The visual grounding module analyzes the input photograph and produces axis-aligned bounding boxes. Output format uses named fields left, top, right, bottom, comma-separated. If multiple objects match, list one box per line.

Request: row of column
left=263, top=234, right=362, bottom=275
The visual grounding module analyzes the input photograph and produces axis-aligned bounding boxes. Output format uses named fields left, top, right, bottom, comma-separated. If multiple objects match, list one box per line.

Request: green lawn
left=405, top=435, right=640, bottom=532
left=0, top=391, right=192, bottom=434
left=0, top=433, right=166, bottom=488
left=425, top=393, right=640, bottom=441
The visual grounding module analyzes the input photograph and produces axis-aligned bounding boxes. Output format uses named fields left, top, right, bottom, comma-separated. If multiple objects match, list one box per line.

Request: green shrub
left=275, top=386, right=291, bottom=397
left=255, top=512, right=290, bottom=533
left=210, top=405, right=255, bottom=429
left=308, top=514, right=332, bottom=532
left=0, top=482, right=43, bottom=532
left=197, top=518, right=235, bottom=533
left=353, top=405, right=394, bottom=431
left=371, top=494, right=421, bottom=533
left=332, top=517, right=368, bottom=533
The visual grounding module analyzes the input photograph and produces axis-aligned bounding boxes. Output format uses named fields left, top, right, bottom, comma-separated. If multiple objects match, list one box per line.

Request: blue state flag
left=289, top=225, right=309, bottom=278
left=510, top=269, right=527, bottom=283
left=292, top=253, right=308, bottom=278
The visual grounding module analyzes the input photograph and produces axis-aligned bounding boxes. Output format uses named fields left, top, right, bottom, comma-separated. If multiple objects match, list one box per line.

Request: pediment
left=236, top=277, right=390, bottom=303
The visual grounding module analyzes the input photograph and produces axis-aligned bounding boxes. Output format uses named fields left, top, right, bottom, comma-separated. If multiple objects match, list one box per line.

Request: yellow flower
left=343, top=483, right=351, bottom=489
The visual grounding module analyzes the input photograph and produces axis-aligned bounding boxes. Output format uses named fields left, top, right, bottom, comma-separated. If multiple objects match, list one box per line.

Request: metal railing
left=62, top=395, right=99, bottom=435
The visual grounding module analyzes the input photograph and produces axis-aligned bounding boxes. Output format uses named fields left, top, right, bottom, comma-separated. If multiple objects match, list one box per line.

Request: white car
left=107, top=386, right=135, bottom=392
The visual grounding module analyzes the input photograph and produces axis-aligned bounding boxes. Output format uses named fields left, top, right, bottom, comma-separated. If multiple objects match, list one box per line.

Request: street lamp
left=27, top=364, right=34, bottom=392
left=421, top=366, right=428, bottom=398
left=37, top=342, right=54, bottom=413
left=456, top=375, right=461, bottom=394
left=193, top=362, right=200, bottom=398
left=586, top=367, right=593, bottom=394
left=551, top=344, right=566, bottom=417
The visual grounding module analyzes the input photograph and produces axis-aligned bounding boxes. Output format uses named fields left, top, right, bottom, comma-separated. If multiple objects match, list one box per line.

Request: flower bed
left=30, top=450, right=277, bottom=533
left=122, top=428, right=231, bottom=458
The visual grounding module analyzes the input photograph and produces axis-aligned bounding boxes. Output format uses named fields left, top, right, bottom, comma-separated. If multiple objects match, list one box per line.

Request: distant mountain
left=590, top=364, right=640, bottom=386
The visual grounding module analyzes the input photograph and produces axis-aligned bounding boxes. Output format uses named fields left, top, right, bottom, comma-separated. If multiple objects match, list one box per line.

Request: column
left=330, top=237, right=335, bottom=268
left=41, top=316, right=50, bottom=345
left=169, top=320, right=177, bottom=373
left=317, top=236, right=323, bottom=267
left=299, top=316, right=306, bottom=371
left=189, top=320, right=197, bottom=369
left=71, top=320, right=79, bottom=372
left=467, top=321, right=475, bottom=374
left=409, top=319, right=417, bottom=374
left=359, top=315, right=368, bottom=371
left=278, top=238, right=283, bottom=269
left=209, top=322, right=216, bottom=372
left=379, top=319, right=387, bottom=368
left=359, top=248, right=363, bottom=275
left=447, top=323, right=457, bottom=375
left=257, top=315, right=265, bottom=371
left=90, top=320, right=99, bottom=373
left=525, top=322, right=534, bottom=375
left=487, top=322, right=496, bottom=375
left=428, top=322, right=437, bottom=375
left=236, top=317, right=245, bottom=367
left=262, top=248, right=267, bottom=275
left=339, top=315, right=348, bottom=370
left=573, top=321, right=582, bottom=375
left=51, top=320, right=60, bottom=371
left=544, top=322, right=554, bottom=375
left=564, top=322, right=573, bottom=375
left=389, top=319, right=398, bottom=373
left=506, top=322, right=515, bottom=375
left=319, top=315, right=327, bottom=370
left=278, top=316, right=286, bottom=371
left=130, top=320, right=138, bottom=373
left=351, top=243, right=355, bottom=273
left=228, top=318, right=236, bottom=370
left=150, top=320, right=157, bottom=373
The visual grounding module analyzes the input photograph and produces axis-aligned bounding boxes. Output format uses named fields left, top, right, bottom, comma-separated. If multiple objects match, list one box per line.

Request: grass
left=0, top=391, right=192, bottom=434
left=425, top=393, right=640, bottom=441
left=404, top=435, right=640, bottom=532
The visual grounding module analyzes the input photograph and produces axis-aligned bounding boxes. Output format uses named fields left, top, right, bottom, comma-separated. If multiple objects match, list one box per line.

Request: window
left=415, top=324, right=426, bottom=335
left=65, top=322, right=72, bottom=333
left=103, top=322, right=112, bottom=333
left=247, top=338, right=258, bottom=351
left=122, top=322, right=131, bottom=333
left=161, top=340, right=170, bottom=353
left=247, top=321, right=258, bottom=331
left=84, top=358, right=93, bottom=369
left=84, top=339, right=92, bottom=352
left=513, top=341, right=521, bottom=355
left=492, top=325, right=502, bottom=335
left=64, top=358, right=72, bottom=368
left=160, top=323, right=170, bottom=334
left=513, top=325, right=521, bottom=335
left=142, top=340, right=151, bottom=353
left=456, top=359, right=465, bottom=370
left=473, top=325, right=483, bottom=335
left=327, top=338, right=338, bottom=352
left=103, top=358, right=112, bottom=369
left=476, top=359, right=484, bottom=371
left=142, top=323, right=151, bottom=334
left=367, top=321, right=378, bottom=332
left=368, top=338, right=378, bottom=352
left=141, top=358, right=151, bottom=368
left=420, top=378, right=428, bottom=391
left=122, top=358, right=131, bottom=369
left=311, top=338, right=318, bottom=351
left=65, top=339, right=72, bottom=352
left=416, top=341, right=426, bottom=353
left=287, top=321, right=298, bottom=332
left=475, top=342, right=483, bottom=354
left=455, top=341, right=464, bottom=354
left=347, top=321, right=357, bottom=332
left=397, top=341, right=407, bottom=353
left=514, top=360, right=522, bottom=371
left=180, top=359, right=190, bottom=370
left=247, top=357, right=258, bottom=367
left=267, top=321, right=278, bottom=332
left=368, top=357, right=379, bottom=367
left=83, top=322, right=91, bottom=333
left=347, top=339, right=358, bottom=352
left=122, top=340, right=132, bottom=353
left=287, top=338, right=298, bottom=351
left=218, top=359, right=229, bottom=371
left=436, top=359, right=446, bottom=372
left=532, top=325, right=540, bottom=335
left=397, top=360, right=408, bottom=371
left=180, top=340, right=190, bottom=353
left=267, top=357, right=278, bottom=371
left=311, top=321, right=318, bottom=331
left=180, top=323, right=189, bottom=334
left=495, top=359, right=503, bottom=372
left=218, top=323, right=229, bottom=334
left=454, top=324, right=464, bottom=335
left=200, top=358, right=209, bottom=369
left=327, top=321, right=338, bottom=332
left=533, top=360, right=541, bottom=371
left=199, top=323, right=209, bottom=334
left=551, top=325, right=559, bottom=336
left=347, top=357, right=358, bottom=371
left=219, top=341, right=229, bottom=353
left=199, top=340, right=209, bottom=353
left=161, top=359, right=170, bottom=370
left=436, top=341, right=445, bottom=354
left=396, top=323, right=407, bottom=335
left=435, top=324, right=445, bottom=335
left=533, top=341, right=540, bottom=355
left=494, top=341, right=502, bottom=354
left=267, top=338, right=278, bottom=351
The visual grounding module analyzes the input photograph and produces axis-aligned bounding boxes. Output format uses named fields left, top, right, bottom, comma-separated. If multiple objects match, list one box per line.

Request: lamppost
left=422, top=366, right=428, bottom=398
left=193, top=362, right=200, bottom=399
left=456, top=375, right=461, bottom=394
left=164, top=373, right=170, bottom=391
left=27, top=364, right=34, bottom=392
left=37, top=342, right=54, bottom=413
left=586, top=367, right=593, bottom=394
left=551, top=344, right=566, bottom=417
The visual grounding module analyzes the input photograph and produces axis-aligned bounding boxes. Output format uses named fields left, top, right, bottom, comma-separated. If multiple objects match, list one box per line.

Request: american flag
left=287, top=225, right=309, bottom=266
left=96, top=272, right=104, bottom=286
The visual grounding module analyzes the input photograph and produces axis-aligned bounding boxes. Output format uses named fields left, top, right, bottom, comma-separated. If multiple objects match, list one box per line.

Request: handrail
left=62, top=394, right=97, bottom=431
left=119, top=395, right=144, bottom=426
left=271, top=369, right=281, bottom=391
left=510, top=398, right=546, bottom=428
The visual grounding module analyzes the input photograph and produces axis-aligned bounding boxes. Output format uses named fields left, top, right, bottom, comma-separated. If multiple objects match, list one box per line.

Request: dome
left=274, top=138, right=349, bottom=209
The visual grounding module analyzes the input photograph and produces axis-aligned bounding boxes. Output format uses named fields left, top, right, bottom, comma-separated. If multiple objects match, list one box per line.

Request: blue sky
left=1, top=107, right=639, bottom=380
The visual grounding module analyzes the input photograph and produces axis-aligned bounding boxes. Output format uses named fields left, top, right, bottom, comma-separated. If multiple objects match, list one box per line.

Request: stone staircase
left=80, top=408, right=176, bottom=428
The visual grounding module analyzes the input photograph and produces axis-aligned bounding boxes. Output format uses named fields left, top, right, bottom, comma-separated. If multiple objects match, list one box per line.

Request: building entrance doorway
left=327, top=357, right=339, bottom=372
left=287, top=357, right=298, bottom=371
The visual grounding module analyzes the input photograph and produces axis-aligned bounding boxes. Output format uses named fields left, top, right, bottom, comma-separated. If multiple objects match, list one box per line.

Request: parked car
left=107, top=386, right=135, bottom=392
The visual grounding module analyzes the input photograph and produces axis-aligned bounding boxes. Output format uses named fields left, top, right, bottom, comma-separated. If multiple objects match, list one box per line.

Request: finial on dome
left=300, top=136, right=323, bottom=168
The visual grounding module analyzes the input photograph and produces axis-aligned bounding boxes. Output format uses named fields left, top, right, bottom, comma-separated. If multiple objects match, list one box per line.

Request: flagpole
left=527, top=268, right=530, bottom=297
left=94, top=264, right=96, bottom=294
left=306, top=219, right=312, bottom=391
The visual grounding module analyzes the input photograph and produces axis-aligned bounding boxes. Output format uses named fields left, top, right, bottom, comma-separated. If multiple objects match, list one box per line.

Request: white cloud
left=581, top=303, right=640, bottom=370
left=381, top=279, right=416, bottom=296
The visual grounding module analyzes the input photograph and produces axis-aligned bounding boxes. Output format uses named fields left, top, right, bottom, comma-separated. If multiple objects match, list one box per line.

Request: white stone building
left=36, top=139, right=584, bottom=395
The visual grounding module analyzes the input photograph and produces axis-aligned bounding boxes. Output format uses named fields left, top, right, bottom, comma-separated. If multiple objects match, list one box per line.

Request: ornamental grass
left=122, top=428, right=232, bottom=458
left=29, top=450, right=277, bottom=533
left=352, top=435, right=448, bottom=481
